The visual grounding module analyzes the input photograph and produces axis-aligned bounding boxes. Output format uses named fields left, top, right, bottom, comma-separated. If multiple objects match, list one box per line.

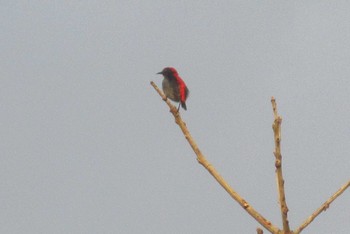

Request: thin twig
left=151, top=81, right=281, bottom=234
left=295, top=180, right=350, bottom=233
left=271, top=97, right=291, bottom=233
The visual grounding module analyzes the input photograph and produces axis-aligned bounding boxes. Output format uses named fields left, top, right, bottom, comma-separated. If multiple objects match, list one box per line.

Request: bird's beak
left=156, top=71, right=162, bottom=75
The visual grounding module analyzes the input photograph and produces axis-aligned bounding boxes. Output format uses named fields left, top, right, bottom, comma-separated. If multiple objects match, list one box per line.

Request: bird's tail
left=181, top=102, right=187, bottom=110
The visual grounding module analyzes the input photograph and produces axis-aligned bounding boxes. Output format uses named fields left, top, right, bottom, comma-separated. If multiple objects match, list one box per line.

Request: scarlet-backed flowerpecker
left=157, top=67, right=189, bottom=111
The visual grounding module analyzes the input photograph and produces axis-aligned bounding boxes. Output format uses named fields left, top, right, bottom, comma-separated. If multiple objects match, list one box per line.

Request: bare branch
left=151, top=82, right=281, bottom=234
left=271, top=97, right=291, bottom=233
left=295, top=180, right=350, bottom=233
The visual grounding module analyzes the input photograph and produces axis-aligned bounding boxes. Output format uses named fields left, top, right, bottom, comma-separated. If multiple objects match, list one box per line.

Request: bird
left=157, top=67, right=189, bottom=111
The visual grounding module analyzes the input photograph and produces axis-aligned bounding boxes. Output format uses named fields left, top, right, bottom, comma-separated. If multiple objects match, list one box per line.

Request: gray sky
left=1, top=1, right=349, bottom=233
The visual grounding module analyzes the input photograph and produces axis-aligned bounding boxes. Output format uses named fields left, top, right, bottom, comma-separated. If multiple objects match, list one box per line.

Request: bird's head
left=157, top=67, right=178, bottom=77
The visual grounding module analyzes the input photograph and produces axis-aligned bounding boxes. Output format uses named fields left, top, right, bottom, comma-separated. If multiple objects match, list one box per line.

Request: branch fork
left=151, top=82, right=349, bottom=233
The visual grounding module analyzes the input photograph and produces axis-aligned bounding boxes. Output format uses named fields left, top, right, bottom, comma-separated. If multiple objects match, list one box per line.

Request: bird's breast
left=162, top=78, right=180, bottom=102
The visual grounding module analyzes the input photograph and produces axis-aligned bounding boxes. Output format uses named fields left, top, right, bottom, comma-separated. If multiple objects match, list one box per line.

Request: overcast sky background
left=1, top=1, right=349, bottom=233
